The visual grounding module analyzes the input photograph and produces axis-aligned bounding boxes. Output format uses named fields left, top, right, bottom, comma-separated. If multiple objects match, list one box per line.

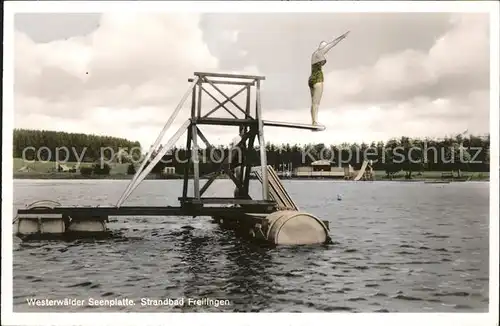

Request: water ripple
left=13, top=180, right=490, bottom=312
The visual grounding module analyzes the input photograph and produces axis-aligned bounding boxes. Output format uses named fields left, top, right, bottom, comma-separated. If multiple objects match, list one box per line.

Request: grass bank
left=372, top=170, right=489, bottom=181
left=13, top=171, right=489, bottom=181
left=13, top=158, right=489, bottom=181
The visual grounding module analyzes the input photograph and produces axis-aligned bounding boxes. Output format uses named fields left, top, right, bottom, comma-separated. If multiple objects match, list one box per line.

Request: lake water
left=12, top=179, right=490, bottom=312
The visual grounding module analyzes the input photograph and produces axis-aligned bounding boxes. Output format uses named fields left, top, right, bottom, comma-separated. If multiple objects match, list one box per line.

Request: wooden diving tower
left=15, top=72, right=330, bottom=245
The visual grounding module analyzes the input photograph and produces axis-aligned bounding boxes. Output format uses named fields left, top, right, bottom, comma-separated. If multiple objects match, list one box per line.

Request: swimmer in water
left=308, top=31, right=350, bottom=128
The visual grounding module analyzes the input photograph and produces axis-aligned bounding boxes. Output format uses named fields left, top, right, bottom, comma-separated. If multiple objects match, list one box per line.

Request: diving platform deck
left=179, top=196, right=275, bottom=207
left=16, top=205, right=275, bottom=219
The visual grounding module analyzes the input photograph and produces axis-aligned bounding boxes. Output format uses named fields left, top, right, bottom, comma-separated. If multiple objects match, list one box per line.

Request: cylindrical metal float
left=15, top=200, right=109, bottom=240
left=263, top=210, right=329, bottom=245
left=67, top=219, right=107, bottom=233
left=16, top=200, right=66, bottom=238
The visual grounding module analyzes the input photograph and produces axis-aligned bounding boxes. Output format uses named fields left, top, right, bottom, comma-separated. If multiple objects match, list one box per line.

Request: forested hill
left=13, top=129, right=142, bottom=162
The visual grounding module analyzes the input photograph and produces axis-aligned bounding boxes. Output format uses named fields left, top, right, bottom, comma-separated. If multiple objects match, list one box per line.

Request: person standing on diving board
left=308, top=31, right=350, bottom=129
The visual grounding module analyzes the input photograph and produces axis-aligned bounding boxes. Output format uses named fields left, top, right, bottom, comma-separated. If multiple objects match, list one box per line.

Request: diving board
left=263, top=120, right=326, bottom=131
left=194, top=118, right=325, bottom=131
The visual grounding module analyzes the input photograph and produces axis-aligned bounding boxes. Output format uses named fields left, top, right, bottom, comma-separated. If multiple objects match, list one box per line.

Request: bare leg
left=310, top=82, right=324, bottom=125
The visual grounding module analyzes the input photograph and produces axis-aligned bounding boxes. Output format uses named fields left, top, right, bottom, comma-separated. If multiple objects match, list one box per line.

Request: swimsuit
left=308, top=59, right=326, bottom=89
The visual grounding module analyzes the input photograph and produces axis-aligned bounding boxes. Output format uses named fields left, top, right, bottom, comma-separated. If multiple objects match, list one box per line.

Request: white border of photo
left=2, top=1, right=499, bottom=326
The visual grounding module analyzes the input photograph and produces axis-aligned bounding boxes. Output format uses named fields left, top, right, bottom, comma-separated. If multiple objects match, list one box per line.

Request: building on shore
left=294, top=160, right=354, bottom=179
left=163, top=166, right=176, bottom=175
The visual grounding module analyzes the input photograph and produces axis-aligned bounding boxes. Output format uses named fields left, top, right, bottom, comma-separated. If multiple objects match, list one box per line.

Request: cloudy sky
left=13, top=12, right=490, bottom=149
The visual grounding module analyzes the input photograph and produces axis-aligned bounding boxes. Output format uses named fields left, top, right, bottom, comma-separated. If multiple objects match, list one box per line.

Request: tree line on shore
left=13, top=129, right=142, bottom=163
left=14, top=129, right=490, bottom=177
left=148, top=134, right=491, bottom=178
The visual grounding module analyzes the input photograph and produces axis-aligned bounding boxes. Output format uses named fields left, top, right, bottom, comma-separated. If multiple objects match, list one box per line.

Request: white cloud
left=221, top=30, right=239, bottom=43
left=323, top=13, right=489, bottom=106
left=13, top=12, right=490, bottom=150
left=14, top=13, right=221, bottom=148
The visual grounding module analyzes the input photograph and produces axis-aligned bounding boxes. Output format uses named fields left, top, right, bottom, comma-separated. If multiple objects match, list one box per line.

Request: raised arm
left=322, top=31, right=350, bottom=54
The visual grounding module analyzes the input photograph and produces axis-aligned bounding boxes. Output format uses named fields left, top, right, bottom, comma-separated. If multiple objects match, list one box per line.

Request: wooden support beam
left=199, top=171, right=219, bottom=197
left=200, top=85, right=239, bottom=119
left=201, top=85, right=248, bottom=119
left=263, top=120, right=326, bottom=131
left=194, top=72, right=265, bottom=80
left=243, top=130, right=257, bottom=196
left=196, top=127, right=245, bottom=193
left=182, top=128, right=193, bottom=198
left=203, top=77, right=249, bottom=118
left=179, top=197, right=275, bottom=206
left=194, top=117, right=257, bottom=127
left=188, top=78, right=254, bottom=86
left=191, top=124, right=200, bottom=199
left=182, top=85, right=197, bottom=199
left=117, top=77, right=198, bottom=206
left=195, top=127, right=222, bottom=197
left=17, top=205, right=275, bottom=218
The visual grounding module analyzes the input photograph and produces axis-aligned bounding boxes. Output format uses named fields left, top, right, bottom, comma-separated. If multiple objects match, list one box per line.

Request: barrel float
left=264, top=210, right=329, bottom=245
left=16, top=213, right=65, bottom=235
left=67, top=218, right=107, bottom=233
left=15, top=200, right=109, bottom=240
left=16, top=200, right=65, bottom=237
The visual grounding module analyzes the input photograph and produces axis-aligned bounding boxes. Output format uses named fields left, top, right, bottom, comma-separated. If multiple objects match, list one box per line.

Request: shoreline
left=13, top=172, right=489, bottom=182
